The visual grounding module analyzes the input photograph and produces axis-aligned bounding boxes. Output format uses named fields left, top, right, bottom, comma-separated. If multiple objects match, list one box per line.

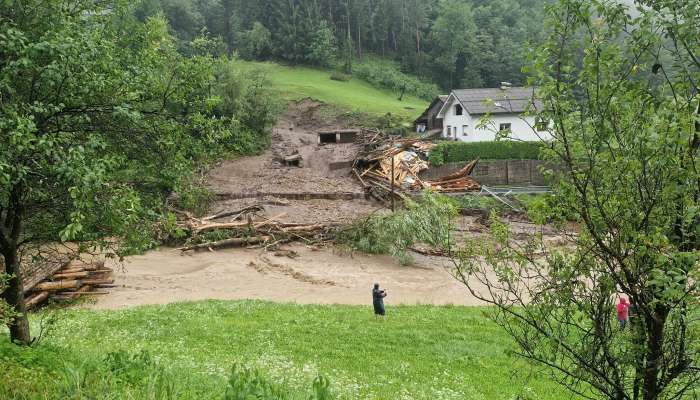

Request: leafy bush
left=339, top=192, right=457, bottom=265
left=225, top=364, right=291, bottom=400
left=0, top=274, right=17, bottom=327
left=329, top=72, right=351, bottom=82
left=354, top=59, right=439, bottom=101
left=238, top=22, right=272, bottom=60
left=429, top=141, right=544, bottom=165
left=225, top=364, right=332, bottom=400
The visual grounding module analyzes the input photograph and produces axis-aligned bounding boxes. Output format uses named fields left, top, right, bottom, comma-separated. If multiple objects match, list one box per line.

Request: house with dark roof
left=414, top=95, right=448, bottom=134
left=435, top=85, right=551, bottom=142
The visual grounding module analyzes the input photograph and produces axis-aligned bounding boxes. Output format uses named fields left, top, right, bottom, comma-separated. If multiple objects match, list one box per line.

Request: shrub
left=354, top=59, right=439, bottom=101
left=329, top=72, right=351, bottom=82
left=225, top=364, right=332, bottom=400
left=339, top=192, right=457, bottom=265
left=429, top=141, right=545, bottom=165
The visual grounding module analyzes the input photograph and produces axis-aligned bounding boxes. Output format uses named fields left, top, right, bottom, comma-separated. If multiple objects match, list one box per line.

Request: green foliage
left=306, top=21, right=336, bottom=67
left=429, top=0, right=478, bottom=89
left=457, top=195, right=505, bottom=211
left=237, top=61, right=427, bottom=120
left=0, top=0, right=278, bottom=342
left=429, top=141, right=544, bottom=165
left=0, top=274, right=17, bottom=327
left=135, top=0, right=550, bottom=91
left=454, top=0, right=700, bottom=398
left=340, top=192, right=457, bottom=264
left=0, top=301, right=569, bottom=399
left=225, top=364, right=332, bottom=400
left=238, top=22, right=272, bottom=60
left=354, top=59, right=439, bottom=101
left=329, top=72, right=351, bottom=82
left=226, top=364, right=292, bottom=400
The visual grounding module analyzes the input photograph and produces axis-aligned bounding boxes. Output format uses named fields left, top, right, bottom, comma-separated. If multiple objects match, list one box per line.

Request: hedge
left=429, top=141, right=544, bottom=165
left=353, top=60, right=439, bottom=101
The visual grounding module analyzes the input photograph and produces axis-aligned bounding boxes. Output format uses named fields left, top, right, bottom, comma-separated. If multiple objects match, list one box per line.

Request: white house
left=435, top=86, right=551, bottom=142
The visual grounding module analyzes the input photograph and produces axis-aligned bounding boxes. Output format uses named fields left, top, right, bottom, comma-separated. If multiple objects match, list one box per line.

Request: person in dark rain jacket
left=372, top=283, right=387, bottom=316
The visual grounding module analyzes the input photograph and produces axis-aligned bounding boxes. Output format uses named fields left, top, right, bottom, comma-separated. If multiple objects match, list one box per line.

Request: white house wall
left=441, top=99, right=552, bottom=142
left=441, top=97, right=474, bottom=140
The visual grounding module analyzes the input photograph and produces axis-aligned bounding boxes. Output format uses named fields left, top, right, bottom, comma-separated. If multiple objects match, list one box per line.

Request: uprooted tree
left=0, top=0, right=275, bottom=345
left=451, top=1, right=700, bottom=399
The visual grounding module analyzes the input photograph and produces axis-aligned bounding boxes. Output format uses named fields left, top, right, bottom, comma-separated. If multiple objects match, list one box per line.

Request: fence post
left=505, top=160, right=510, bottom=185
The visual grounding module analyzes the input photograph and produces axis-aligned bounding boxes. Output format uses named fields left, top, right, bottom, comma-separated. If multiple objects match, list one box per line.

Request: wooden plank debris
left=351, top=130, right=481, bottom=204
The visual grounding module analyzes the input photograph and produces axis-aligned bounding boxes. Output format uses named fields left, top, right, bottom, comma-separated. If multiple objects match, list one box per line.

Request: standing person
left=372, top=283, right=387, bottom=317
left=617, top=297, right=629, bottom=330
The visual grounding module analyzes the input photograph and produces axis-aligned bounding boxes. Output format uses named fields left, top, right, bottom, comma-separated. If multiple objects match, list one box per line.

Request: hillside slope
left=239, top=61, right=428, bottom=119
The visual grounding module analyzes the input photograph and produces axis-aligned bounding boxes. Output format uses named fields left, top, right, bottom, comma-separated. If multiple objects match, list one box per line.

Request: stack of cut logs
left=174, top=205, right=336, bottom=252
left=25, top=259, right=114, bottom=310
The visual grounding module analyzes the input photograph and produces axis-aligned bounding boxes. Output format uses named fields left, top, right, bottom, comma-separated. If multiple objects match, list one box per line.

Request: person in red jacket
left=617, top=297, right=629, bottom=330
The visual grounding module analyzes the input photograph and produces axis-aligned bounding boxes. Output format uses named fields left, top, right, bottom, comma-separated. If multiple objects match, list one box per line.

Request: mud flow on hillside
left=87, top=99, right=573, bottom=309
left=205, top=98, right=379, bottom=224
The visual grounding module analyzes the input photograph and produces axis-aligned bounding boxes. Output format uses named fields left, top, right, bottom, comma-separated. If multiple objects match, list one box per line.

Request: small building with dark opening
left=317, top=129, right=359, bottom=144
left=414, top=95, right=448, bottom=134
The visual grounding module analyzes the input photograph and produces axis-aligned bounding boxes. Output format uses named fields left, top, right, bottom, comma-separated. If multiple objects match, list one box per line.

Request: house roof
left=414, top=95, right=448, bottom=124
left=447, top=87, right=542, bottom=115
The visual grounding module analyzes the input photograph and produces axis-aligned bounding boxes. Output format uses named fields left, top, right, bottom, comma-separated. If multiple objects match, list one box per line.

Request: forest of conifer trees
left=134, top=0, right=550, bottom=90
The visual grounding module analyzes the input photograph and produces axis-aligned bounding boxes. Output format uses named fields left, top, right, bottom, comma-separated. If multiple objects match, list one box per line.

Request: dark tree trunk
left=642, top=310, right=666, bottom=400
left=1, top=184, right=31, bottom=345
left=1, top=245, right=31, bottom=345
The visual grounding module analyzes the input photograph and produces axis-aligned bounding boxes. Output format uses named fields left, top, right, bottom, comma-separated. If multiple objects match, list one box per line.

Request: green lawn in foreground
left=1, top=301, right=571, bottom=399
left=239, top=61, right=428, bottom=118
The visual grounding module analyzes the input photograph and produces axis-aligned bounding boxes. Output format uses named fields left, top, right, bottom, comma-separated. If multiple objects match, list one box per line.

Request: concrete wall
left=420, top=159, right=551, bottom=186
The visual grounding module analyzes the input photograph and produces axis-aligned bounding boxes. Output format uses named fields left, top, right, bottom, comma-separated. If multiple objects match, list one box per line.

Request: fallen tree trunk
left=34, top=280, right=81, bottom=291
left=52, top=271, right=90, bottom=280
left=61, top=290, right=109, bottom=296
left=409, top=246, right=450, bottom=257
left=193, top=213, right=287, bottom=234
left=201, top=205, right=264, bottom=222
left=25, top=291, right=50, bottom=309
left=58, top=267, right=87, bottom=274
left=68, top=285, right=93, bottom=300
left=178, top=236, right=272, bottom=252
left=280, top=224, right=328, bottom=233
left=82, top=278, right=115, bottom=286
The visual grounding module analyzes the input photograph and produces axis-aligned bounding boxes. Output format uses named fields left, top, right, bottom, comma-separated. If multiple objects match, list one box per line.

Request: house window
left=499, top=123, right=512, bottom=132
left=462, top=125, right=468, bottom=136
left=446, top=125, right=451, bottom=137
left=453, top=126, right=457, bottom=136
left=455, top=104, right=463, bottom=116
left=535, top=119, right=548, bottom=132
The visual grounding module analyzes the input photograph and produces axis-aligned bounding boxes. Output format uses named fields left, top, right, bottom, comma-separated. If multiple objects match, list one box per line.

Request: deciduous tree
left=453, top=1, right=700, bottom=399
left=0, top=1, right=249, bottom=344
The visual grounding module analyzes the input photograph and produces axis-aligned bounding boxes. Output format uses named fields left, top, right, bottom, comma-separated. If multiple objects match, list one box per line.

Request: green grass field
left=1, top=301, right=571, bottom=399
left=238, top=61, right=427, bottom=118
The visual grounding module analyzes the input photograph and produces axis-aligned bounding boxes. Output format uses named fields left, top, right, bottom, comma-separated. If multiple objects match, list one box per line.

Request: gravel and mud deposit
left=93, top=243, right=477, bottom=309
left=91, top=100, right=567, bottom=309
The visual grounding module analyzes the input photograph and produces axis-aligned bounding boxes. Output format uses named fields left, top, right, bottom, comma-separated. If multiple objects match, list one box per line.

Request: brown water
left=93, top=244, right=482, bottom=309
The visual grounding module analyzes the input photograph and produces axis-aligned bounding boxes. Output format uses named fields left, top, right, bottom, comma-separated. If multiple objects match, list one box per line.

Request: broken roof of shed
left=447, top=87, right=543, bottom=115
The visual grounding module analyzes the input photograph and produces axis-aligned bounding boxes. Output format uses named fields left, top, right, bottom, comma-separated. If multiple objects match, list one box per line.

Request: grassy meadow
left=0, top=301, right=571, bottom=399
left=238, top=61, right=427, bottom=119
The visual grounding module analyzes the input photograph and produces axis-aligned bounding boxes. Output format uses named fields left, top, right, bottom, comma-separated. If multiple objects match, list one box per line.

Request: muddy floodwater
left=93, top=244, right=482, bottom=309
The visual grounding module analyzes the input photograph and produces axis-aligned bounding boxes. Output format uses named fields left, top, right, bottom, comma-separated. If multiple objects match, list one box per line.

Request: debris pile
left=352, top=132, right=481, bottom=203
left=24, top=259, right=114, bottom=309
left=173, top=205, right=337, bottom=252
